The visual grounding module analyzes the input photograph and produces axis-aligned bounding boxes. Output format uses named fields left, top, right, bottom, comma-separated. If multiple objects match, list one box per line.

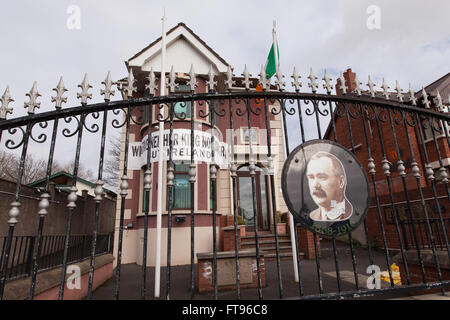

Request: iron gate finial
left=367, top=75, right=376, bottom=98
left=338, top=72, right=347, bottom=95
left=434, top=90, right=444, bottom=112
left=353, top=76, right=362, bottom=96
left=258, top=65, right=269, bottom=91
left=409, top=83, right=417, bottom=106
left=291, top=67, right=302, bottom=92
left=77, top=74, right=93, bottom=105
left=168, top=66, right=179, bottom=93
left=242, top=65, right=251, bottom=91
left=421, top=87, right=431, bottom=109
left=0, top=86, right=14, bottom=120
left=206, top=65, right=217, bottom=92
left=395, top=80, right=404, bottom=103
left=145, top=68, right=158, bottom=96
left=187, top=64, right=198, bottom=92
left=307, top=68, right=318, bottom=93
left=381, top=78, right=390, bottom=100
left=52, top=77, right=68, bottom=109
left=275, top=69, right=285, bottom=91
left=124, top=69, right=137, bottom=98
left=101, top=71, right=115, bottom=101
left=24, top=81, right=41, bottom=114
left=322, top=70, right=333, bottom=94
left=225, top=65, right=235, bottom=91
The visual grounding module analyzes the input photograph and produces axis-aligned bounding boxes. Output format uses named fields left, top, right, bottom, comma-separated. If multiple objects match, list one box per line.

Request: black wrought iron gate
left=0, top=66, right=449, bottom=300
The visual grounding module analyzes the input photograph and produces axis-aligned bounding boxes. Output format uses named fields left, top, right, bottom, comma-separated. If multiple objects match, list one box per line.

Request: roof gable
left=421, top=72, right=450, bottom=100
left=127, top=23, right=229, bottom=75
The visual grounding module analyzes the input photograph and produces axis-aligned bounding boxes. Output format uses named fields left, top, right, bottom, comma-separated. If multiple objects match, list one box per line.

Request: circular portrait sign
left=281, top=139, right=370, bottom=237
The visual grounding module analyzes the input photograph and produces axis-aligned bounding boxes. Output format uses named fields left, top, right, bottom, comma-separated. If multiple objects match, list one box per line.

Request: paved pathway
left=91, top=240, right=448, bottom=300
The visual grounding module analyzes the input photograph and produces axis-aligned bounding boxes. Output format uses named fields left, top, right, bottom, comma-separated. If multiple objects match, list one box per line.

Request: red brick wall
left=327, top=69, right=450, bottom=251
left=222, top=227, right=242, bottom=252
left=365, top=184, right=450, bottom=250
left=397, top=261, right=450, bottom=295
left=197, top=256, right=266, bottom=293
left=296, top=226, right=321, bottom=259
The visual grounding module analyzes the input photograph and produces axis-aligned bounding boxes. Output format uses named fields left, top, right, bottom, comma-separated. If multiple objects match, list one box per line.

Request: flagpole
left=155, top=10, right=166, bottom=298
left=272, top=21, right=300, bottom=283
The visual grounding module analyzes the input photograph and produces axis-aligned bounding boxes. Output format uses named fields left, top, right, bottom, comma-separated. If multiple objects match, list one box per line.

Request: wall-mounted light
left=175, top=215, right=186, bottom=223
left=125, top=222, right=133, bottom=229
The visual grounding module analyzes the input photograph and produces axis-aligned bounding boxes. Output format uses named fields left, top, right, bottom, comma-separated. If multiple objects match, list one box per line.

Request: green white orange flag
left=265, top=43, right=279, bottom=79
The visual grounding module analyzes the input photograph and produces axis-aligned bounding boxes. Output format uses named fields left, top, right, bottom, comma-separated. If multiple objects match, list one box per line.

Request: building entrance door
left=236, top=166, right=270, bottom=231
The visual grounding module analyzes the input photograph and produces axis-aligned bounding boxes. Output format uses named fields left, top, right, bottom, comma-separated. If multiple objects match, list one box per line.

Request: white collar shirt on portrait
left=319, top=199, right=346, bottom=221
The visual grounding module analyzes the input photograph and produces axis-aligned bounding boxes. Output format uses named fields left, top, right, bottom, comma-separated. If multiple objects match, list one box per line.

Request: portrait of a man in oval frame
left=281, top=140, right=370, bottom=237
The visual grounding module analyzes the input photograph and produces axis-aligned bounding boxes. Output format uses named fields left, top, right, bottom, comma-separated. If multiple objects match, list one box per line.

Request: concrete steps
left=240, top=233, right=303, bottom=260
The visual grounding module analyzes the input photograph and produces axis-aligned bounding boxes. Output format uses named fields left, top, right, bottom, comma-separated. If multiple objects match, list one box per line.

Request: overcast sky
left=0, top=0, right=449, bottom=182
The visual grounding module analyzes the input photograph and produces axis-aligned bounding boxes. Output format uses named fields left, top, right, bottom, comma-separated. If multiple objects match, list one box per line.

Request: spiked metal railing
left=0, top=65, right=449, bottom=301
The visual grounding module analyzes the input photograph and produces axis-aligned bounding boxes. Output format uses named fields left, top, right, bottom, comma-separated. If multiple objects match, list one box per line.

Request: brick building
left=114, top=23, right=294, bottom=267
left=325, top=69, right=450, bottom=250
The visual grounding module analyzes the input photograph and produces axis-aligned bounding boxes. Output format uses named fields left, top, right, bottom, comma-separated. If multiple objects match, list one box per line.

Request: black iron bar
left=393, top=109, right=428, bottom=283
left=0, top=120, right=33, bottom=300
left=114, top=105, right=131, bottom=300
left=342, top=102, right=360, bottom=290
left=328, top=100, right=337, bottom=142
left=296, top=99, right=306, bottom=144
left=15, top=237, right=24, bottom=278
left=29, top=112, right=60, bottom=299
left=53, top=236, right=60, bottom=267
left=413, top=112, right=445, bottom=290
left=331, top=237, right=342, bottom=292
left=41, top=236, right=48, bottom=269
left=228, top=95, right=241, bottom=300
left=0, top=238, right=5, bottom=269
left=263, top=97, right=283, bottom=298
left=0, top=226, right=14, bottom=299
left=359, top=105, right=394, bottom=286
left=312, top=99, right=322, bottom=139
left=1, top=91, right=449, bottom=132
left=427, top=116, right=450, bottom=258
left=9, top=237, right=18, bottom=279
left=246, top=97, right=263, bottom=300
left=58, top=112, right=86, bottom=300
left=21, top=237, right=30, bottom=276
left=294, top=280, right=450, bottom=300
left=166, top=102, right=174, bottom=300
left=87, top=106, right=109, bottom=300
left=311, top=98, right=328, bottom=295
left=29, top=217, right=46, bottom=298
left=434, top=220, right=443, bottom=248
left=373, top=106, right=411, bottom=285
left=189, top=94, right=196, bottom=300
left=210, top=97, right=218, bottom=300
left=312, top=232, right=323, bottom=294
left=141, top=103, right=153, bottom=300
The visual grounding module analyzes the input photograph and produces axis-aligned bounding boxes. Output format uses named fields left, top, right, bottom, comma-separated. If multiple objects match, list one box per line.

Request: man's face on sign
left=306, top=156, right=345, bottom=210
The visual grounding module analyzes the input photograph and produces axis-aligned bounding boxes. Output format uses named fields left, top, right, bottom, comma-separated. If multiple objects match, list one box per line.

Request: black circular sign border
left=281, top=139, right=371, bottom=237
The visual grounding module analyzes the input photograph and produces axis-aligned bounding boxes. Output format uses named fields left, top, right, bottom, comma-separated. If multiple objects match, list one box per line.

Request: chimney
left=336, top=68, right=357, bottom=95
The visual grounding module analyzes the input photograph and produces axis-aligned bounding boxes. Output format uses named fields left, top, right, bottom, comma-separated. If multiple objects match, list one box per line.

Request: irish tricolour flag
left=264, top=42, right=280, bottom=79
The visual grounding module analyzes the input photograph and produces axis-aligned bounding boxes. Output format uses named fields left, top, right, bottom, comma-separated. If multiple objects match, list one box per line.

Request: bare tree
left=0, top=150, right=48, bottom=185
left=0, top=150, right=97, bottom=185
left=54, top=161, right=96, bottom=181
left=103, top=134, right=121, bottom=191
